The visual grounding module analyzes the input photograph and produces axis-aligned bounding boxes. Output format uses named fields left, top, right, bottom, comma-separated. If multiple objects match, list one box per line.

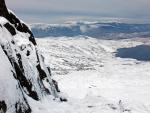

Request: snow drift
left=36, top=36, right=150, bottom=113
left=0, top=9, right=65, bottom=113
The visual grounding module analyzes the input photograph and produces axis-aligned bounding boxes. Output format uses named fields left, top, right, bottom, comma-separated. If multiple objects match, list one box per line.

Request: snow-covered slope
left=36, top=36, right=150, bottom=113
left=0, top=11, right=64, bottom=113
left=31, top=22, right=150, bottom=39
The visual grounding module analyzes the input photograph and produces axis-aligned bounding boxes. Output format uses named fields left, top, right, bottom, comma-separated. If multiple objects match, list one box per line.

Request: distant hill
left=31, top=21, right=150, bottom=39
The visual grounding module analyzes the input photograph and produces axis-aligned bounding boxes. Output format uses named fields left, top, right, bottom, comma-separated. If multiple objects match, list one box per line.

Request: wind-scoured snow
left=36, top=36, right=150, bottom=113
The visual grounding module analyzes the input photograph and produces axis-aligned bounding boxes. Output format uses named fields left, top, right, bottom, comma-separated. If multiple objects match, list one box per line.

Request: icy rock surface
left=0, top=12, right=62, bottom=113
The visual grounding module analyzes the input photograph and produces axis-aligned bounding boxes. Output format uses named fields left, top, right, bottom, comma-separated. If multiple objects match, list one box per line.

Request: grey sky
left=6, top=0, right=150, bottom=23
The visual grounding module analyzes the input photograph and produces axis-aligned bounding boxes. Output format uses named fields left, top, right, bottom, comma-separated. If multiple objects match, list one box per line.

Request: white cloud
left=5, top=0, right=150, bottom=23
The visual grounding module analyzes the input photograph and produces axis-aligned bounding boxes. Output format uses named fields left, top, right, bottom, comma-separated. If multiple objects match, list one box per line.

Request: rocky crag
left=0, top=0, right=66, bottom=113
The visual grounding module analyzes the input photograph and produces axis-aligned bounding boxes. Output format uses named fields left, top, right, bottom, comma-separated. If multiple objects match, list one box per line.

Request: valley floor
left=33, top=37, right=150, bottom=113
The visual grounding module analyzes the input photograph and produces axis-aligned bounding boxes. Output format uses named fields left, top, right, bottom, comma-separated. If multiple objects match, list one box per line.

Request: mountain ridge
left=0, top=2, right=65, bottom=113
left=31, top=22, right=150, bottom=39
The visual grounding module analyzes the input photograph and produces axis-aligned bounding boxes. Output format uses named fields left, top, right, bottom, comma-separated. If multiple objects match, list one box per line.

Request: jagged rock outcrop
left=0, top=0, right=9, bottom=17
left=0, top=1, right=65, bottom=113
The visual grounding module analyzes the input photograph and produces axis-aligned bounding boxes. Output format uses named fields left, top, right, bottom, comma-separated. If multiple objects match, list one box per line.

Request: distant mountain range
left=30, top=21, right=150, bottom=39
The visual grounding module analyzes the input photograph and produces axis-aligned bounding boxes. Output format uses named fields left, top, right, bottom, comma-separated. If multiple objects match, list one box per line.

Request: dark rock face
left=0, top=0, right=9, bottom=17
left=0, top=101, right=7, bottom=113
left=0, top=0, right=66, bottom=113
left=15, top=102, right=31, bottom=113
left=0, top=0, right=36, bottom=45
left=4, top=23, right=16, bottom=35
left=6, top=12, right=37, bottom=45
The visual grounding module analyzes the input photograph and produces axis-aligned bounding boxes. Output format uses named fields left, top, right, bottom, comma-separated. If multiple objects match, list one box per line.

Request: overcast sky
left=5, top=0, right=150, bottom=24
